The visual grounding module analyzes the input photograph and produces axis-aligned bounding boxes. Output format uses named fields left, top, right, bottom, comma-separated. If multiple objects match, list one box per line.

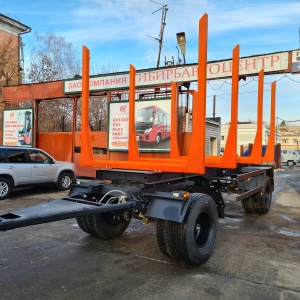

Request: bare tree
left=25, top=31, right=80, bottom=132
left=27, top=31, right=81, bottom=83
left=26, top=32, right=123, bottom=133
left=76, top=65, right=120, bottom=132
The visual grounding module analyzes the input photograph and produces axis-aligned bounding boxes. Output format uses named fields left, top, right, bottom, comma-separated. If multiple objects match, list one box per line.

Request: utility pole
left=150, top=1, right=168, bottom=68
left=213, top=95, right=216, bottom=118
left=157, top=5, right=167, bottom=68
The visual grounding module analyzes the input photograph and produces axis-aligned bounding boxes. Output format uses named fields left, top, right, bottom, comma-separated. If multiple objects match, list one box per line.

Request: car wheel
left=0, top=177, right=13, bottom=200
left=155, top=133, right=161, bottom=144
left=287, top=160, right=295, bottom=167
left=57, top=172, right=74, bottom=191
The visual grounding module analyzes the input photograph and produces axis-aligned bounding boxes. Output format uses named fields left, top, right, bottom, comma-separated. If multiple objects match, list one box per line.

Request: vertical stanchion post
left=128, top=64, right=139, bottom=161
left=81, top=46, right=94, bottom=166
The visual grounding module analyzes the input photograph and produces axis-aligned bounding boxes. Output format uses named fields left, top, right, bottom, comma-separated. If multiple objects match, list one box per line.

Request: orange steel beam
left=248, top=69, right=264, bottom=163
left=237, top=69, right=264, bottom=164
left=185, top=14, right=207, bottom=174
left=205, top=45, right=240, bottom=168
left=128, top=64, right=139, bottom=161
left=170, top=81, right=180, bottom=159
left=80, top=46, right=94, bottom=166
left=262, top=81, right=276, bottom=162
left=80, top=15, right=208, bottom=174
left=105, top=15, right=207, bottom=170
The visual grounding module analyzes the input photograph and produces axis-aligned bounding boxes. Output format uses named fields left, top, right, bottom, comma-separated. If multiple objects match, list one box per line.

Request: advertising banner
left=291, top=50, right=300, bottom=73
left=2, top=108, right=34, bottom=146
left=64, top=51, right=289, bottom=94
left=108, top=98, right=171, bottom=152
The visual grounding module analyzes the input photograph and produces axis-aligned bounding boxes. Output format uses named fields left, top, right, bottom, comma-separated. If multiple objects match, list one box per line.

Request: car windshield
left=136, top=107, right=154, bottom=122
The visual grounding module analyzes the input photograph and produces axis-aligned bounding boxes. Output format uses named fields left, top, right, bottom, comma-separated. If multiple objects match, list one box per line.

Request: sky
left=1, top=0, right=300, bottom=124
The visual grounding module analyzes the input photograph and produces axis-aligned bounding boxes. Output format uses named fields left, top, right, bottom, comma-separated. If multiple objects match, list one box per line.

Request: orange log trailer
left=0, top=14, right=276, bottom=266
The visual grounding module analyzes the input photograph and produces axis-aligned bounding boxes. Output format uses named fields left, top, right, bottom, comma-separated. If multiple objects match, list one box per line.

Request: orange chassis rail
left=80, top=14, right=276, bottom=174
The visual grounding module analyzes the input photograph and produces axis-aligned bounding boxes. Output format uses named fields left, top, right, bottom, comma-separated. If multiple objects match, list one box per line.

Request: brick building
left=0, top=13, right=31, bottom=84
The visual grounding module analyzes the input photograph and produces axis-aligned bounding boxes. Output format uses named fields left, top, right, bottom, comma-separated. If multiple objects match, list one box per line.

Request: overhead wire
left=90, top=0, right=300, bottom=8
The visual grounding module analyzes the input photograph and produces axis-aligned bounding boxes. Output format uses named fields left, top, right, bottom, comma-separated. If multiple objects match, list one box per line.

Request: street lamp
left=176, top=32, right=186, bottom=64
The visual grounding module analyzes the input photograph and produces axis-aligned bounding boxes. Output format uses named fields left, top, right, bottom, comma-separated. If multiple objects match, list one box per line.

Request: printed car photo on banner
left=108, top=98, right=171, bottom=152
left=2, top=108, right=34, bottom=146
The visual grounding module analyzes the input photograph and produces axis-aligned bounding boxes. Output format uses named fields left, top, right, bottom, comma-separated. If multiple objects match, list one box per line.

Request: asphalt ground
left=0, top=166, right=299, bottom=300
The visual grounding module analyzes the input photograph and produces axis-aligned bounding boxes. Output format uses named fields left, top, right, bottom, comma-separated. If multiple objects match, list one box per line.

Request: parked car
left=0, top=146, right=76, bottom=200
left=281, top=148, right=299, bottom=167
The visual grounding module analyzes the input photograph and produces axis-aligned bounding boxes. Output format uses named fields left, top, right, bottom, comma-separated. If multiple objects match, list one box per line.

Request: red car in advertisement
left=135, top=105, right=170, bottom=143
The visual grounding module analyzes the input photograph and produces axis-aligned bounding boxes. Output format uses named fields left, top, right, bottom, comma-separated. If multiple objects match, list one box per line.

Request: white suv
left=0, top=146, right=76, bottom=200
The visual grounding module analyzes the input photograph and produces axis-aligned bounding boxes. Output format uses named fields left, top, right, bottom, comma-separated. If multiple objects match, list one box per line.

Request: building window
left=221, top=135, right=225, bottom=141
left=283, top=139, right=288, bottom=144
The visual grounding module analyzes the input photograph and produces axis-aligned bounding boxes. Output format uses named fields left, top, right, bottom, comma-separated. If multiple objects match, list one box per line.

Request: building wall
left=221, top=122, right=280, bottom=155
left=206, top=121, right=221, bottom=155
left=278, top=125, right=300, bottom=150
left=178, top=107, right=221, bottom=156
left=0, top=31, right=19, bottom=65
left=0, top=31, right=18, bottom=46
left=0, top=14, right=31, bottom=79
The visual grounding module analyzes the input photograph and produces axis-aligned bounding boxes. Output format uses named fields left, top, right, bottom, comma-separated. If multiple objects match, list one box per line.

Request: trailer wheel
left=76, top=216, right=94, bottom=235
left=0, top=177, right=13, bottom=200
left=172, top=193, right=218, bottom=266
left=155, top=219, right=178, bottom=259
left=254, top=176, right=272, bottom=214
left=241, top=196, right=256, bottom=213
left=87, top=212, right=131, bottom=239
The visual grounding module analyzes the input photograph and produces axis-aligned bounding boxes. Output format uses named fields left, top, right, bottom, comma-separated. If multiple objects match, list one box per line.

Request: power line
left=91, top=0, right=300, bottom=8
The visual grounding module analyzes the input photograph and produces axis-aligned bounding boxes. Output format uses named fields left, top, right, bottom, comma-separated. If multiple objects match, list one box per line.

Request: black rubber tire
left=57, top=172, right=74, bottom=191
left=241, top=196, right=256, bottom=213
left=86, top=212, right=131, bottom=239
left=287, top=160, right=295, bottom=167
left=254, top=176, right=272, bottom=214
left=171, top=193, right=218, bottom=266
left=155, top=219, right=178, bottom=259
left=76, top=216, right=95, bottom=235
left=155, top=133, right=161, bottom=144
left=0, top=177, right=13, bottom=200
